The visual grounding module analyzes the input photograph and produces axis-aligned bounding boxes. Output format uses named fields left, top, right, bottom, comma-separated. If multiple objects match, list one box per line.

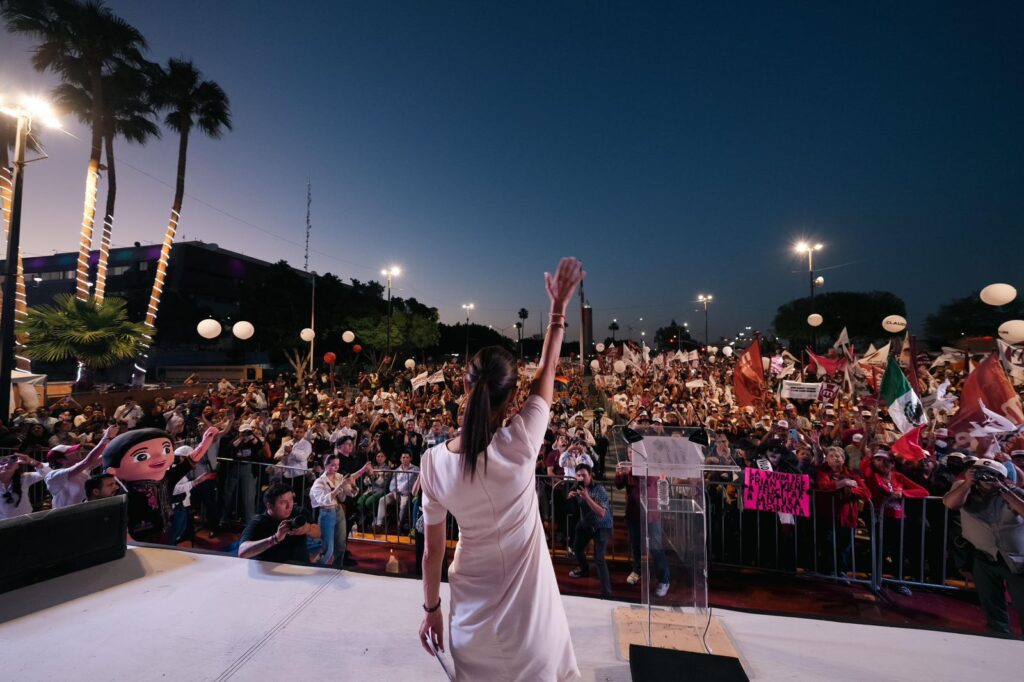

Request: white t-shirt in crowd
left=45, top=466, right=90, bottom=509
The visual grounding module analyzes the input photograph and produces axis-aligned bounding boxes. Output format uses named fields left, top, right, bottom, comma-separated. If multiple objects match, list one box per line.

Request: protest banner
left=742, top=468, right=811, bottom=517
left=779, top=380, right=822, bottom=401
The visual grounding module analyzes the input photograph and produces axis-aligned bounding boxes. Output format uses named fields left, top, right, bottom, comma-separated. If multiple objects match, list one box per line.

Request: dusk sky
left=1, top=1, right=1021, bottom=343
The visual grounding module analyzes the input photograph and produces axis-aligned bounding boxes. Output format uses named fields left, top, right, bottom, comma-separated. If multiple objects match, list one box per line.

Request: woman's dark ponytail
left=458, top=346, right=516, bottom=479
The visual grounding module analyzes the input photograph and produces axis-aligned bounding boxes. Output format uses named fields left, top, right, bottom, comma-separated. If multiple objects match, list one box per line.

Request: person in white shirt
left=309, top=454, right=370, bottom=567
left=44, top=425, right=119, bottom=509
left=274, top=424, right=314, bottom=496
left=329, top=416, right=357, bottom=445
left=0, top=453, right=50, bottom=521
left=375, top=452, right=419, bottom=532
left=568, top=413, right=597, bottom=447
left=558, top=443, right=594, bottom=480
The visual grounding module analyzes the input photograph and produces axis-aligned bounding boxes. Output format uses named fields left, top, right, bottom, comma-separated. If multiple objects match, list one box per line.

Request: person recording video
left=567, top=464, right=613, bottom=597
left=238, top=482, right=321, bottom=564
left=943, top=458, right=1024, bottom=638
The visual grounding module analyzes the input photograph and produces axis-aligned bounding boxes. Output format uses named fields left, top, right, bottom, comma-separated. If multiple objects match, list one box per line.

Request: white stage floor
left=1, top=547, right=1016, bottom=681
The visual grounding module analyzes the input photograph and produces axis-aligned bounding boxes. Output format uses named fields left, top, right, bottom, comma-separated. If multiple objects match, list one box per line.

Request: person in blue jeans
left=568, top=464, right=613, bottom=597
left=309, top=454, right=357, bottom=566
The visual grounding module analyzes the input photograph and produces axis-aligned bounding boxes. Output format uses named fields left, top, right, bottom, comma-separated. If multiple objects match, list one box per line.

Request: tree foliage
left=773, top=291, right=906, bottom=347
left=654, top=319, right=695, bottom=350
left=923, top=294, right=1024, bottom=349
left=23, top=294, right=149, bottom=369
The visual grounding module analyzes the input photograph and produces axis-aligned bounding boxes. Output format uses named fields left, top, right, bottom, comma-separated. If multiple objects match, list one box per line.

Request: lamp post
left=381, top=266, right=401, bottom=358
left=795, top=241, right=823, bottom=350
left=0, top=96, right=59, bottom=424
left=461, top=303, right=474, bottom=361
left=697, top=294, right=713, bottom=350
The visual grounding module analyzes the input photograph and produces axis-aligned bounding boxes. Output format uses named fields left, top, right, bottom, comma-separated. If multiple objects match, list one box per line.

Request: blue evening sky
left=1, top=1, right=1021, bottom=342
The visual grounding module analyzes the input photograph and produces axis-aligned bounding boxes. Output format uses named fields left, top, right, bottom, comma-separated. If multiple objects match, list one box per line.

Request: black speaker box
left=0, top=495, right=127, bottom=594
left=629, top=644, right=749, bottom=681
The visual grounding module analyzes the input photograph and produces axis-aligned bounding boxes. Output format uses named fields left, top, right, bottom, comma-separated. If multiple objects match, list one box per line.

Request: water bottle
left=657, top=475, right=670, bottom=510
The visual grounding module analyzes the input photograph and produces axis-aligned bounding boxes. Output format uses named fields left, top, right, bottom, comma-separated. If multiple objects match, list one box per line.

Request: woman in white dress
left=418, top=257, right=585, bottom=681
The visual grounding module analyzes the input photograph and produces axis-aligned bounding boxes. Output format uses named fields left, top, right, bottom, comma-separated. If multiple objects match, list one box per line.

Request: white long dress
left=419, top=395, right=579, bottom=681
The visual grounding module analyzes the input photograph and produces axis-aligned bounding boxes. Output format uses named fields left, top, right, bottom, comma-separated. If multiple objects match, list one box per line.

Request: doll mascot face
left=103, top=428, right=176, bottom=482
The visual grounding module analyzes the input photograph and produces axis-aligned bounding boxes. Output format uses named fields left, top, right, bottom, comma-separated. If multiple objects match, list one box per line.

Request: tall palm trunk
left=135, top=127, right=188, bottom=383
left=93, top=130, right=117, bottom=303
left=0, top=153, right=31, bottom=372
left=73, top=70, right=105, bottom=302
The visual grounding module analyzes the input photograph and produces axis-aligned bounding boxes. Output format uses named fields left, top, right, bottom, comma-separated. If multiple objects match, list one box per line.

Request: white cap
left=972, top=458, right=1007, bottom=479
left=852, top=433, right=864, bottom=443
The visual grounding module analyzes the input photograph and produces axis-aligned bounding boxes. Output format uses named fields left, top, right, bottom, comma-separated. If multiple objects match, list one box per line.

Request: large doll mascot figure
left=103, top=426, right=220, bottom=544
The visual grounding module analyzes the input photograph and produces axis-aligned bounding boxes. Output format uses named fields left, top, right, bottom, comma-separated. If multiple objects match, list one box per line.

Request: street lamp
left=697, top=294, right=713, bottom=350
left=795, top=241, right=823, bottom=349
left=381, top=265, right=401, bottom=357
left=461, top=303, right=474, bottom=360
left=0, top=95, right=60, bottom=424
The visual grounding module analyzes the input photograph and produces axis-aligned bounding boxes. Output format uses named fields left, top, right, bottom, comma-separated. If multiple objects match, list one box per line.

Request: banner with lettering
left=742, top=468, right=811, bottom=517
left=779, top=380, right=822, bottom=401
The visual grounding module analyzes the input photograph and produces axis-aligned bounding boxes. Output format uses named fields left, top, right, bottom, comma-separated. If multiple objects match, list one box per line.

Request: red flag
left=948, top=355, right=1024, bottom=450
left=891, top=425, right=928, bottom=462
left=806, top=349, right=846, bottom=377
left=734, top=337, right=766, bottom=407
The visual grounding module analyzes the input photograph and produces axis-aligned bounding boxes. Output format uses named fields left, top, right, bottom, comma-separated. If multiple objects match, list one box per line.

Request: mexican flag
left=880, top=357, right=926, bottom=433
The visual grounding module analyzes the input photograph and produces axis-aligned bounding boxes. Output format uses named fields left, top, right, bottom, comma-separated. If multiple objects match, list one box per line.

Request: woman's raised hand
left=544, top=258, right=586, bottom=312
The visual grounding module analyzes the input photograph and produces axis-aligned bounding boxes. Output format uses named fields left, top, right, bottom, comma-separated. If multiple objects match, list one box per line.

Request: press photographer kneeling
left=943, top=458, right=1024, bottom=638
left=238, top=482, right=321, bottom=564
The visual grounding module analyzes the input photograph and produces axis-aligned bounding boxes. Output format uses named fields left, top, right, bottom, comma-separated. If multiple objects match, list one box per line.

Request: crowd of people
left=1, top=329, right=1022, bottom=638
left=590, top=336, right=1024, bottom=637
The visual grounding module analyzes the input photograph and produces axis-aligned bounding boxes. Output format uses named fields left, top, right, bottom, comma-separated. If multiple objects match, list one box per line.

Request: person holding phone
left=417, top=258, right=584, bottom=681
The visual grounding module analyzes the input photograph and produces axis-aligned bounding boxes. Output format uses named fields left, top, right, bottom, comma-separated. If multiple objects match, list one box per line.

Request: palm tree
left=2, top=0, right=148, bottom=301
left=135, top=58, right=230, bottom=381
left=608, top=320, right=619, bottom=341
left=23, top=293, right=148, bottom=388
left=517, top=308, right=528, bottom=352
left=53, top=62, right=160, bottom=302
left=0, top=116, right=43, bottom=370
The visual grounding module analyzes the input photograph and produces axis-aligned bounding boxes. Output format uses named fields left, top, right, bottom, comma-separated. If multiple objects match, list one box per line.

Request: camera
left=974, top=470, right=1001, bottom=483
left=289, top=511, right=308, bottom=529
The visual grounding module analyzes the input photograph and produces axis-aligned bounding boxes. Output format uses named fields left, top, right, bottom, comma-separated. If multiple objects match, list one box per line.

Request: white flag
left=411, top=371, right=429, bottom=391
left=427, top=370, right=446, bottom=384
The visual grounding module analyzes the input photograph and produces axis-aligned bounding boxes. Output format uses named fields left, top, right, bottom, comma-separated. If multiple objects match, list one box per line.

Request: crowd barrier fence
left=13, top=448, right=970, bottom=595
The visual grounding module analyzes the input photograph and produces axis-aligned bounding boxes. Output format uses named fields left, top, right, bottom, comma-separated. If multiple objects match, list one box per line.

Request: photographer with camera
left=943, top=458, right=1024, bottom=638
left=238, top=482, right=321, bottom=564
left=567, top=463, right=613, bottom=597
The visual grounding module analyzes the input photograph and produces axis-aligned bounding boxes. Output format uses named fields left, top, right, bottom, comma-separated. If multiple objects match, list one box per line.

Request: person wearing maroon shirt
left=614, top=456, right=670, bottom=596
left=860, top=444, right=928, bottom=593
left=814, top=446, right=869, bottom=577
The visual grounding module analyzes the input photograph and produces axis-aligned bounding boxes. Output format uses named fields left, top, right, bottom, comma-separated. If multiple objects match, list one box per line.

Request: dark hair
left=457, top=346, right=517, bottom=479
left=85, top=473, right=115, bottom=499
left=263, top=481, right=293, bottom=507
left=323, top=454, right=340, bottom=467
left=336, top=436, right=354, bottom=447
left=576, top=463, right=593, bottom=475
left=102, top=428, right=171, bottom=469
left=2, top=461, right=24, bottom=507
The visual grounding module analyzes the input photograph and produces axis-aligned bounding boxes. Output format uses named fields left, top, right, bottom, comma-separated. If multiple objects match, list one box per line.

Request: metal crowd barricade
left=703, top=479, right=879, bottom=590
left=873, top=496, right=965, bottom=592
left=213, top=456, right=314, bottom=525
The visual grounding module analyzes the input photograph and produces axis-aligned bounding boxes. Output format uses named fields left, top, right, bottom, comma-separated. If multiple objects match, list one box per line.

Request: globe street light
left=381, top=266, right=401, bottom=357
left=697, top=294, right=713, bottom=350
left=461, top=303, right=474, bottom=360
left=0, top=94, right=60, bottom=424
